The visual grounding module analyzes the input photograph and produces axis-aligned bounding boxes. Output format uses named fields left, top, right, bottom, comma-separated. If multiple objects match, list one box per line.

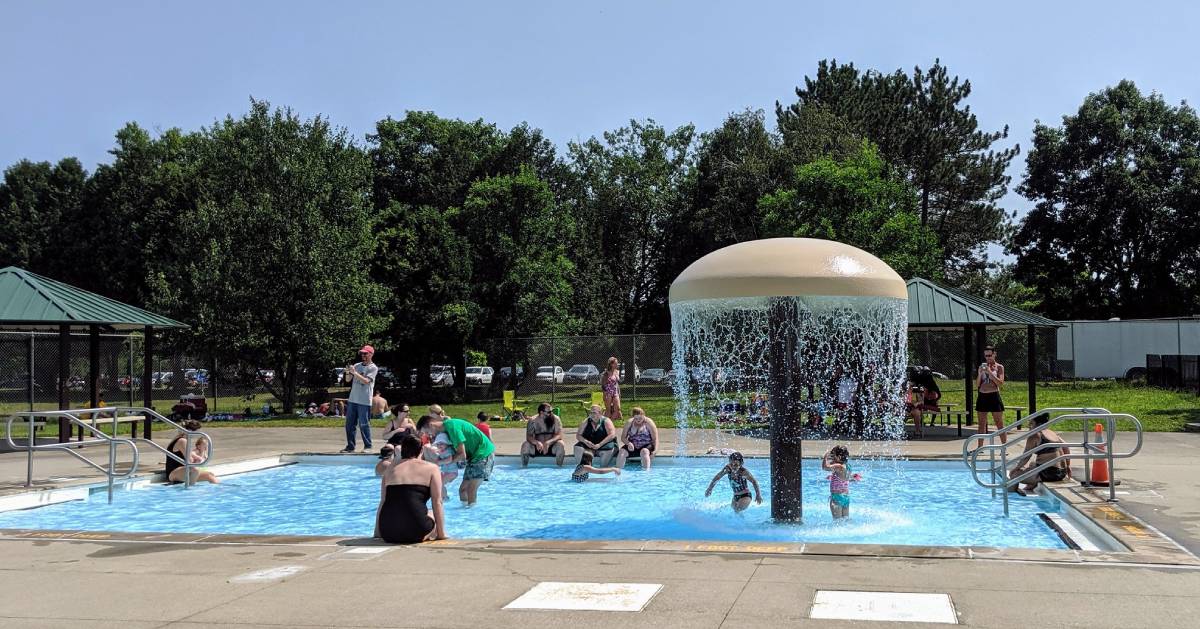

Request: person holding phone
left=341, top=345, right=378, bottom=453
left=975, top=345, right=1007, bottom=448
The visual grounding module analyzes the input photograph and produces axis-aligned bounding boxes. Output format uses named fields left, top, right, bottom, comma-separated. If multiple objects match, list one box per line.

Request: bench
left=920, top=405, right=965, bottom=437
left=64, top=414, right=150, bottom=442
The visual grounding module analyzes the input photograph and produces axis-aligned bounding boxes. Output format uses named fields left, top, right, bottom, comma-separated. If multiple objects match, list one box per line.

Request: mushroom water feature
left=669, top=238, right=909, bottom=522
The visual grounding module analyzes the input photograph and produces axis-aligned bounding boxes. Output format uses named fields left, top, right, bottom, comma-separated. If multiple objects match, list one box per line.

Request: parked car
left=375, top=366, right=397, bottom=389
left=564, top=364, right=600, bottom=384
left=637, top=368, right=669, bottom=384
left=152, top=371, right=174, bottom=388
left=535, top=365, right=565, bottom=384
left=465, top=366, right=494, bottom=385
left=257, top=369, right=275, bottom=385
left=499, top=366, right=525, bottom=387
left=0, top=376, right=42, bottom=392
left=332, top=367, right=346, bottom=386
left=430, top=365, right=455, bottom=387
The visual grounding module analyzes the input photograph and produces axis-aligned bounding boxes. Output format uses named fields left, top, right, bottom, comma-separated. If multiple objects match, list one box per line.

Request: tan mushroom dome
left=668, top=238, right=907, bottom=304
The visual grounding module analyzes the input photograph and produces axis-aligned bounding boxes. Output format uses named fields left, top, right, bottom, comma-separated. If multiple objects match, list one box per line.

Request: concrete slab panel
left=810, top=590, right=958, bottom=624
left=503, top=581, right=663, bottom=612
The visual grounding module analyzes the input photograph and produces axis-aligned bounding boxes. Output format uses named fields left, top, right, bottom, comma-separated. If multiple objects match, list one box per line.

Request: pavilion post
left=1027, top=325, right=1037, bottom=413
left=57, top=324, right=70, bottom=442
left=26, top=333, right=34, bottom=412
left=143, top=326, right=154, bottom=438
left=89, top=325, right=100, bottom=409
left=962, top=326, right=973, bottom=423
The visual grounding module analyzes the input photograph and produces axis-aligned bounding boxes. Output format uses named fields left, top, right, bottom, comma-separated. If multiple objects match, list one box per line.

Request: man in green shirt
left=417, top=405, right=495, bottom=506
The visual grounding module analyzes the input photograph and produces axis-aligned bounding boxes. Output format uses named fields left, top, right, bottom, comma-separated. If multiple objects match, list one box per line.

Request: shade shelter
left=906, top=277, right=1062, bottom=417
left=0, top=267, right=188, bottom=441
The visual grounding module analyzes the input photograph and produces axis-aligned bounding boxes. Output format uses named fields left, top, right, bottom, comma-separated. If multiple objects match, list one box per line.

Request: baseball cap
left=359, top=345, right=374, bottom=355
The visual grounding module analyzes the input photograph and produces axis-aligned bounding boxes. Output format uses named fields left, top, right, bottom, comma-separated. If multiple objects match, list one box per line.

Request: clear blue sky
left=3, top=0, right=1198, bottom=246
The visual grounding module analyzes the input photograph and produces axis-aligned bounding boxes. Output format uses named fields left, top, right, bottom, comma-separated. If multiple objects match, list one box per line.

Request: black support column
left=962, top=326, right=973, bottom=424
left=767, top=298, right=802, bottom=522
left=88, top=325, right=100, bottom=409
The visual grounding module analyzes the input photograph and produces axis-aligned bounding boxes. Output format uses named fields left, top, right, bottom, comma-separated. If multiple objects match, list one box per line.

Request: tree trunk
left=281, top=361, right=298, bottom=414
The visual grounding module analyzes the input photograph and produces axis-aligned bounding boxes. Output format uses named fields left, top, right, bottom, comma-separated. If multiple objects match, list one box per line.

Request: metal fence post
left=550, top=337, right=556, bottom=404
left=128, top=336, right=135, bottom=408
left=631, top=335, right=637, bottom=402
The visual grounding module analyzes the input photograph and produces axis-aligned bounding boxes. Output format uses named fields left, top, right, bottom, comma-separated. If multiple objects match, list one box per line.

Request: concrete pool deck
left=2, top=425, right=1200, bottom=626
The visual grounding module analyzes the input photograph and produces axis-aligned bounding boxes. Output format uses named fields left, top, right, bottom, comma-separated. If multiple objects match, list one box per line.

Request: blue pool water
left=0, top=459, right=1068, bottom=548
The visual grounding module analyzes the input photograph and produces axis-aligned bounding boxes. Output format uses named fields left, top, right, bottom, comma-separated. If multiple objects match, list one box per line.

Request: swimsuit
left=571, top=467, right=589, bottom=482
left=828, top=464, right=851, bottom=507
left=627, top=422, right=654, bottom=453
left=602, top=373, right=619, bottom=396
left=727, top=466, right=751, bottom=499
left=378, top=483, right=435, bottom=544
left=577, top=418, right=616, bottom=451
left=164, top=436, right=187, bottom=478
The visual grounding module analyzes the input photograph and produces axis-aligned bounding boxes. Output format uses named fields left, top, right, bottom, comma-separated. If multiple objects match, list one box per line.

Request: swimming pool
left=0, top=458, right=1078, bottom=549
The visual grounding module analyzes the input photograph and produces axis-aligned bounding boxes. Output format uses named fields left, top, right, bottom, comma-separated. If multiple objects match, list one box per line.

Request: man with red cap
left=341, top=345, right=379, bottom=452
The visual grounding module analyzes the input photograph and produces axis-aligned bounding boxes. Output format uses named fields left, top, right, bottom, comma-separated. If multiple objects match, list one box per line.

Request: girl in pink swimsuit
left=602, top=356, right=622, bottom=421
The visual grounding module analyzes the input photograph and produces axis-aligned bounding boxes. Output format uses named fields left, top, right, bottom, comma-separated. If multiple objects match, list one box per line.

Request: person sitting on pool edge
left=381, top=404, right=416, bottom=441
left=165, top=419, right=219, bottom=484
left=521, top=403, right=566, bottom=467
left=376, top=435, right=446, bottom=544
left=704, top=451, right=760, bottom=512
left=571, top=450, right=621, bottom=482
left=417, top=407, right=495, bottom=506
left=615, top=406, right=659, bottom=471
left=1008, top=413, right=1072, bottom=495
left=574, top=404, right=618, bottom=467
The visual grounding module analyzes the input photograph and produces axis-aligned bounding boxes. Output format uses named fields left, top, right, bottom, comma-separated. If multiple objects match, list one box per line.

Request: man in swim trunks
left=521, top=402, right=566, bottom=467
left=417, top=406, right=495, bottom=506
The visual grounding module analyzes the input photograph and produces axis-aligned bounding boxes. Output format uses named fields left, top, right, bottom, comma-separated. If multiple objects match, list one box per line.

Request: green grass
left=7, top=380, right=1195, bottom=437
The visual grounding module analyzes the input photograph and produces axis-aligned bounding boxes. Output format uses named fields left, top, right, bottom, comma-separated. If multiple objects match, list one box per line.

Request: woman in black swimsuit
left=165, top=419, right=219, bottom=484
left=376, top=435, right=446, bottom=544
left=1009, top=414, right=1072, bottom=494
left=574, top=404, right=618, bottom=466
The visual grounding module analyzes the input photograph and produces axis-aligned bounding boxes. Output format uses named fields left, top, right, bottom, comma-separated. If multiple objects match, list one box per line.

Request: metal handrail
left=4, top=410, right=141, bottom=503
left=962, top=407, right=1143, bottom=515
left=111, top=406, right=214, bottom=488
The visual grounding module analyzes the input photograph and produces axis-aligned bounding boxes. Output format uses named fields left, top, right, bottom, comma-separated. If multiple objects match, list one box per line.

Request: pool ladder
left=3, top=407, right=213, bottom=503
left=961, top=407, right=1143, bottom=516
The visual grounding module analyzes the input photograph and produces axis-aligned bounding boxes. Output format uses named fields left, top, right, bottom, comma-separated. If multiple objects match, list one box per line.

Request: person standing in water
left=704, top=452, right=761, bottom=512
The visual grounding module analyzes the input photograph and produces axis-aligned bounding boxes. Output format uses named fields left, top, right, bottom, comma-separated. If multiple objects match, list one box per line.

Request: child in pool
left=571, top=450, right=621, bottom=482
left=704, top=451, right=762, bottom=512
left=822, top=445, right=861, bottom=519
left=427, top=432, right=459, bottom=500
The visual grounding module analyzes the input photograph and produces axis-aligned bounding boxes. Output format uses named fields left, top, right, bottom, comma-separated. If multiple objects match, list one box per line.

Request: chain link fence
left=0, top=330, right=304, bottom=419
left=471, top=334, right=675, bottom=407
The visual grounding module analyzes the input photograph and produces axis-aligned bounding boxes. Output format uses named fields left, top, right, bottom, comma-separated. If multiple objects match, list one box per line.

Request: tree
left=955, top=262, right=1042, bottom=312
left=67, top=124, right=205, bottom=305
left=779, top=59, right=1019, bottom=272
left=760, top=141, right=942, bottom=280
left=0, top=158, right=87, bottom=274
left=167, top=100, right=385, bottom=412
left=1012, top=80, right=1200, bottom=319
left=372, top=202, right=476, bottom=389
left=565, top=120, right=697, bottom=333
left=458, top=166, right=577, bottom=341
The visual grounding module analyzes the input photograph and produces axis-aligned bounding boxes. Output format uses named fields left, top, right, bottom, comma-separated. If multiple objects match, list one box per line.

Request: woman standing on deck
left=601, top=357, right=622, bottom=421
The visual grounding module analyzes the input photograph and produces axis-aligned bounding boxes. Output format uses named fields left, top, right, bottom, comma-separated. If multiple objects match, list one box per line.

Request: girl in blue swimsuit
left=704, top=451, right=762, bottom=512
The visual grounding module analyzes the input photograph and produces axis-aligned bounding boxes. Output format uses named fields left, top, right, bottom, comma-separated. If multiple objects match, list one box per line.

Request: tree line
left=3, top=59, right=1197, bottom=409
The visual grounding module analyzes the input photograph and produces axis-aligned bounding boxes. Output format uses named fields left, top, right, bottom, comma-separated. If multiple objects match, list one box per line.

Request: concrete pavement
left=3, top=424, right=1200, bottom=627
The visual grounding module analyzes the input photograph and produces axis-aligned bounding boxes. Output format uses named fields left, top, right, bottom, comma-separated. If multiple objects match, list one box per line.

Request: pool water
left=0, top=459, right=1069, bottom=548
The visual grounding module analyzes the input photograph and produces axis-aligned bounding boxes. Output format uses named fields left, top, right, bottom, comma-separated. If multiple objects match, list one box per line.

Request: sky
left=3, top=0, right=1199, bottom=258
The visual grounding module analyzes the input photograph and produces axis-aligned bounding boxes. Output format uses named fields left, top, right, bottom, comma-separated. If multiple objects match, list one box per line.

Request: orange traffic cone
left=1089, top=423, right=1112, bottom=486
